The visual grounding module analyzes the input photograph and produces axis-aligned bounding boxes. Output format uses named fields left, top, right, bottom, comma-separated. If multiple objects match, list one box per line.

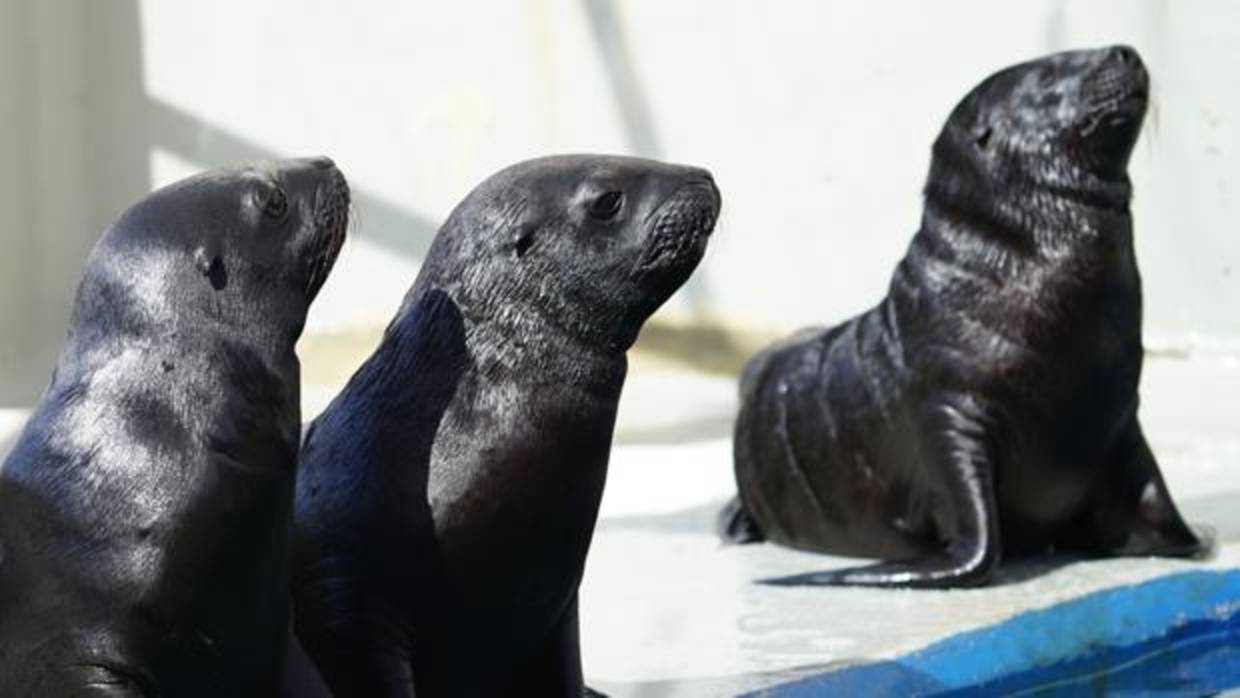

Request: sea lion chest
left=968, top=240, right=1145, bottom=533
left=425, top=363, right=618, bottom=625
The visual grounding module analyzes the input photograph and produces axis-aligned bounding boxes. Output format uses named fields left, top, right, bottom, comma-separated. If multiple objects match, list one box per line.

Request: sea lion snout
left=933, top=46, right=1151, bottom=187
left=637, top=170, right=720, bottom=275
left=1104, top=45, right=1145, bottom=79
left=1071, top=47, right=1149, bottom=171
left=276, top=156, right=350, bottom=298
left=300, top=155, right=337, bottom=171
left=678, top=166, right=718, bottom=195
left=1083, top=45, right=1148, bottom=107
left=1100, top=44, right=1143, bottom=76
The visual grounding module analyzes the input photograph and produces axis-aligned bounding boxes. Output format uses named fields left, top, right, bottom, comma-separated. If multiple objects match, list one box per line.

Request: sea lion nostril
left=1110, top=45, right=1133, bottom=65
left=305, top=169, right=351, bottom=297
left=307, top=156, right=336, bottom=171
left=695, top=178, right=722, bottom=207
left=683, top=167, right=714, bottom=184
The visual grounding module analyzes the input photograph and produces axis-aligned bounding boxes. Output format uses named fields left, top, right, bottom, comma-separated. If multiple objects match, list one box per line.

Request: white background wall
left=2, top=0, right=1238, bottom=404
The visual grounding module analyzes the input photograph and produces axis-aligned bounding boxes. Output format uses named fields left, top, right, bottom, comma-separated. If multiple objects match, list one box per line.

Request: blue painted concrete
left=752, top=570, right=1240, bottom=697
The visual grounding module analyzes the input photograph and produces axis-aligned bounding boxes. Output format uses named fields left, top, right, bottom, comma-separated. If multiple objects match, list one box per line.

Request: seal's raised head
left=936, top=45, right=1148, bottom=198
left=415, top=154, right=720, bottom=351
left=77, top=156, right=349, bottom=346
left=725, top=47, right=1202, bottom=593
left=0, top=158, right=349, bottom=697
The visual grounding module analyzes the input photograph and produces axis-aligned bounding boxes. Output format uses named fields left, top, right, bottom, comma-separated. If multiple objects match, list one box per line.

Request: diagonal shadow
left=581, top=0, right=718, bottom=315
left=146, top=99, right=440, bottom=260
left=580, top=0, right=663, bottom=158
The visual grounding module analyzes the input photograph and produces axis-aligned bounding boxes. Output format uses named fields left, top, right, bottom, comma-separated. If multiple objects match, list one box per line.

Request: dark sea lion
left=0, top=157, right=349, bottom=695
left=292, top=154, right=720, bottom=696
left=722, top=46, right=1206, bottom=589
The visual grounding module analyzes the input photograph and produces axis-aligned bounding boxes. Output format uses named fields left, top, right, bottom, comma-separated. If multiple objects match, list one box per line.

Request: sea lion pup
left=721, top=46, right=1205, bottom=589
left=292, top=154, right=720, bottom=696
left=0, top=158, right=349, bottom=695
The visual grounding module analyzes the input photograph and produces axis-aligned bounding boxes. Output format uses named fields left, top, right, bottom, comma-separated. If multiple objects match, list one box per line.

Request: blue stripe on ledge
left=749, top=570, right=1240, bottom=697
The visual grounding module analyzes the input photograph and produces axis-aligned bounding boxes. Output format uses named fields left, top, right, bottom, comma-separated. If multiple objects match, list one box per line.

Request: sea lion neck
left=404, top=252, right=632, bottom=389
left=922, top=131, right=1134, bottom=262
left=452, top=293, right=628, bottom=392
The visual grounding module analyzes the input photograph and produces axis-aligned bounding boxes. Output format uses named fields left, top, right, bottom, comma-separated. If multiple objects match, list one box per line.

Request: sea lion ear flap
left=193, top=246, right=228, bottom=291
left=974, top=125, right=994, bottom=150
left=511, top=223, right=536, bottom=259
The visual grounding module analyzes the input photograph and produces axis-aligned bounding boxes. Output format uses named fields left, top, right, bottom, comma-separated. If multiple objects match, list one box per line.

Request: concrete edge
left=751, top=569, right=1240, bottom=696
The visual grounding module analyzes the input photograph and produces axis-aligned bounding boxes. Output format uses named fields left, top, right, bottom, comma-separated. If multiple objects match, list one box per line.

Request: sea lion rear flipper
left=717, top=495, right=765, bottom=544
left=1077, top=422, right=1210, bottom=559
left=760, top=396, right=1001, bottom=589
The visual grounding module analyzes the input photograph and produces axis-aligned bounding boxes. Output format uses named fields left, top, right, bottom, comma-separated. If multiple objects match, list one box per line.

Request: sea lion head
left=73, top=156, right=349, bottom=349
left=935, top=45, right=1148, bottom=201
left=416, top=154, right=720, bottom=352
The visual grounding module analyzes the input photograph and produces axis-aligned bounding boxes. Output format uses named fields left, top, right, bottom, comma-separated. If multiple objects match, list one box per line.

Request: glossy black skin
left=292, top=155, right=720, bottom=697
left=0, top=158, right=348, bottom=695
left=723, top=46, right=1206, bottom=589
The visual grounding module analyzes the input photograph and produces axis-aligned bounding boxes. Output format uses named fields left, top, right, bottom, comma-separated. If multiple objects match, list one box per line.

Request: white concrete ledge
left=580, top=355, right=1240, bottom=695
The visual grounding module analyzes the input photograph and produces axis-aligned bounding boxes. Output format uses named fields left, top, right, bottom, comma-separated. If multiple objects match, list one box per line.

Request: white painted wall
left=0, top=1, right=150, bottom=403
left=2, top=0, right=1238, bottom=404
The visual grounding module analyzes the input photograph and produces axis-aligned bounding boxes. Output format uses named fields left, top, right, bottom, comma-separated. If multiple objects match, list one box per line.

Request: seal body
left=0, top=158, right=348, bottom=695
left=293, top=155, right=720, bottom=696
left=724, top=46, right=1205, bottom=589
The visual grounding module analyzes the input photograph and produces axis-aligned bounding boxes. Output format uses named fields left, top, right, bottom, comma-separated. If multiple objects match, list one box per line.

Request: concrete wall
left=0, top=1, right=150, bottom=404
left=2, top=0, right=1238, bottom=404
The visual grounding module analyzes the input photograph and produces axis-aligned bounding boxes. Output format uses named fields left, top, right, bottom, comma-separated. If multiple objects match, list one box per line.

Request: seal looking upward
left=0, top=158, right=349, bottom=695
left=722, top=46, right=1205, bottom=589
left=292, top=154, right=720, bottom=697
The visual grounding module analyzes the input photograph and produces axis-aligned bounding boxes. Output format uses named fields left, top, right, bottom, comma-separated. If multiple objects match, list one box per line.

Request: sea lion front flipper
left=503, top=595, right=595, bottom=698
left=1076, top=422, right=1209, bottom=558
left=761, top=396, right=1001, bottom=589
left=291, top=287, right=466, bottom=698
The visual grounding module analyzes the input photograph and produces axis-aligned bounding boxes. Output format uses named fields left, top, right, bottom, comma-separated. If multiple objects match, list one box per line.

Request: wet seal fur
left=0, top=158, right=349, bottom=695
left=292, top=154, right=720, bottom=696
left=722, top=46, right=1207, bottom=588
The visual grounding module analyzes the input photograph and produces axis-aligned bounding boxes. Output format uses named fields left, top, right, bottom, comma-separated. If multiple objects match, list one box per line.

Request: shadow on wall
left=145, top=100, right=439, bottom=262
left=581, top=0, right=718, bottom=318
left=0, top=0, right=727, bottom=406
left=0, top=0, right=435, bottom=406
left=0, top=0, right=150, bottom=405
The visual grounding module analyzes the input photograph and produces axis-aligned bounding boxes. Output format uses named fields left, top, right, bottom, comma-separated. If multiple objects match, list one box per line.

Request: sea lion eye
left=263, top=188, right=288, bottom=219
left=588, top=191, right=624, bottom=220
left=975, top=127, right=993, bottom=150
